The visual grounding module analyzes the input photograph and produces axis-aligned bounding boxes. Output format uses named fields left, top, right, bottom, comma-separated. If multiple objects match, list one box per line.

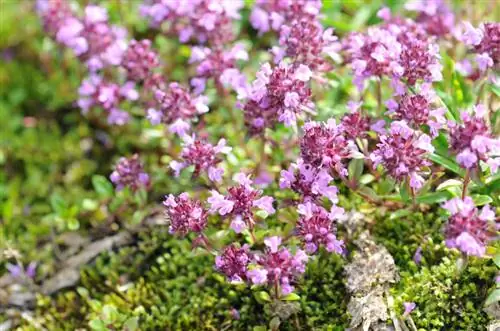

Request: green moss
left=19, top=229, right=348, bottom=330
left=393, top=256, right=496, bottom=330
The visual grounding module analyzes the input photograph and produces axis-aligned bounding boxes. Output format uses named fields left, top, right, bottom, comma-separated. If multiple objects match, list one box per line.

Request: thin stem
left=376, top=79, right=383, bottom=114
left=462, top=168, right=470, bottom=199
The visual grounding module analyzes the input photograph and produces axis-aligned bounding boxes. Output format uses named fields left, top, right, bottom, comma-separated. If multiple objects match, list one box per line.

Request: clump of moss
left=372, top=210, right=449, bottom=272
left=19, top=227, right=348, bottom=330
left=393, top=256, right=496, bottom=330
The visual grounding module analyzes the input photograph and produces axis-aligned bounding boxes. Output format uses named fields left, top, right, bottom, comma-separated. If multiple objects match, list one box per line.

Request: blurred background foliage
left=0, top=0, right=498, bottom=330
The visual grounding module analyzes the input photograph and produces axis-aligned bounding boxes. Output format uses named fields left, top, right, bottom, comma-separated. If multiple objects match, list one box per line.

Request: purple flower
left=150, top=82, right=209, bottom=131
left=110, top=154, right=150, bottom=191
left=121, top=39, right=160, bottom=83
left=208, top=174, right=274, bottom=230
left=296, top=202, right=344, bottom=254
left=165, top=193, right=208, bottom=236
left=77, top=75, right=137, bottom=125
left=413, top=246, right=423, bottom=264
left=406, top=0, right=454, bottom=36
left=141, top=0, right=244, bottom=46
left=403, top=302, right=416, bottom=316
left=243, top=61, right=314, bottom=132
left=190, top=44, right=248, bottom=95
left=230, top=216, right=247, bottom=234
left=253, top=196, right=275, bottom=215
left=370, top=121, right=433, bottom=189
left=170, top=136, right=230, bottom=182
left=341, top=110, right=371, bottom=140
left=246, top=268, right=268, bottom=285
left=449, top=105, right=498, bottom=170
left=249, top=0, right=322, bottom=34
left=207, top=190, right=235, bottom=216
left=251, top=238, right=308, bottom=295
left=443, top=197, right=496, bottom=257
left=279, top=159, right=339, bottom=203
left=277, top=17, right=340, bottom=73
left=264, top=236, right=282, bottom=253
left=300, top=120, right=355, bottom=178
left=7, top=262, right=37, bottom=279
left=215, top=244, right=251, bottom=282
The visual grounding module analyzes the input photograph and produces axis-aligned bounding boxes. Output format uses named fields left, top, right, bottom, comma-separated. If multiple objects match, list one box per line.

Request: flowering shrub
left=37, top=0, right=499, bottom=300
left=2, top=0, right=499, bottom=329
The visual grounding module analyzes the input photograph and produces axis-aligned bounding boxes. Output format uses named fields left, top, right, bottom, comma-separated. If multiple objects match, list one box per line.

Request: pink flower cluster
left=215, top=237, right=308, bottom=296
left=77, top=75, right=138, bottom=125
left=280, top=159, right=339, bottom=203
left=250, top=0, right=322, bottom=35
left=443, top=197, right=497, bottom=256
left=449, top=105, right=499, bottom=171
left=140, top=0, right=243, bottom=45
left=164, top=193, right=208, bottom=236
left=460, top=22, right=499, bottom=71
left=170, top=136, right=231, bottom=182
left=296, top=202, right=345, bottom=254
left=370, top=121, right=434, bottom=189
left=189, top=43, right=249, bottom=96
left=345, top=9, right=443, bottom=91
left=243, top=62, right=314, bottom=132
left=147, top=82, right=209, bottom=135
left=38, top=2, right=127, bottom=70
left=300, top=120, right=357, bottom=178
left=110, top=154, right=150, bottom=191
left=208, top=173, right=275, bottom=234
left=247, top=236, right=308, bottom=295
left=121, top=39, right=160, bottom=84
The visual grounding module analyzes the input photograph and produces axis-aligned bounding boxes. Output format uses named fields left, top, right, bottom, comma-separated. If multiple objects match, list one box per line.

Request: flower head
left=370, top=121, right=433, bottom=189
left=170, top=136, right=231, bottom=182
left=215, top=244, right=251, bottom=282
left=296, top=202, right=344, bottom=254
left=110, top=154, right=150, bottom=191
left=249, top=237, right=308, bottom=295
left=443, top=197, right=496, bottom=257
left=207, top=173, right=274, bottom=231
left=449, top=105, right=499, bottom=170
left=78, top=75, right=137, bottom=125
left=149, top=82, right=209, bottom=134
left=122, top=39, right=160, bottom=83
left=164, top=193, right=208, bottom=236
left=279, top=159, right=339, bottom=203
left=300, top=120, right=355, bottom=177
left=243, top=62, right=313, bottom=131
left=141, top=0, right=244, bottom=46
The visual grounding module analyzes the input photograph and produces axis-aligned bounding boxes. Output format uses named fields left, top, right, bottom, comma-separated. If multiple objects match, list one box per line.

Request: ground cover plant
left=0, top=0, right=499, bottom=330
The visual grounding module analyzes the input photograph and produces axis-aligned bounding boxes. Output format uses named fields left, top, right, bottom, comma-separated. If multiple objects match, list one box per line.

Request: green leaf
left=416, top=191, right=451, bottom=204
left=436, top=179, right=463, bottom=191
left=67, top=218, right=80, bottom=231
left=50, top=193, right=67, bottom=215
left=254, top=291, right=271, bottom=304
left=123, top=317, right=139, bottom=331
left=399, top=181, right=410, bottom=203
left=389, top=209, right=412, bottom=220
left=472, top=194, right=493, bottom=206
left=429, top=153, right=465, bottom=176
left=89, top=319, right=107, bottom=331
left=493, top=254, right=500, bottom=269
left=348, top=159, right=364, bottom=181
left=269, top=316, right=281, bottom=331
left=282, top=293, right=300, bottom=301
left=359, top=174, right=375, bottom=185
left=92, top=175, right=114, bottom=198
left=485, top=289, right=500, bottom=306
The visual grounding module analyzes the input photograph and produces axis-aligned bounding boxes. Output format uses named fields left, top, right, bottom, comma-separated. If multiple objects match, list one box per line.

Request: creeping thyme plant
left=1, top=0, right=499, bottom=330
